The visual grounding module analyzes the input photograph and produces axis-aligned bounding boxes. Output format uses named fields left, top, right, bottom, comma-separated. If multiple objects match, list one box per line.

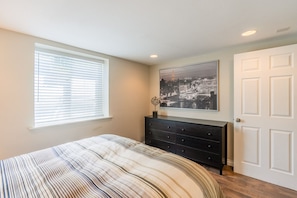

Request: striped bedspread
left=0, top=134, right=224, bottom=198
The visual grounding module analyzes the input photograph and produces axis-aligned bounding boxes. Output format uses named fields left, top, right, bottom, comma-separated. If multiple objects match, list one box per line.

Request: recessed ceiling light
left=150, top=54, right=158, bottom=58
left=241, top=30, right=256, bottom=37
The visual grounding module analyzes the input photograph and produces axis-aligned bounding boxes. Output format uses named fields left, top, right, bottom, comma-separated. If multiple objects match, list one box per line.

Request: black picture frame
left=160, top=60, right=219, bottom=110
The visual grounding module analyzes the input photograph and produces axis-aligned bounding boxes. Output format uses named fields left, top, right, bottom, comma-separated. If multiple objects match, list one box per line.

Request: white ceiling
left=0, top=0, right=297, bottom=65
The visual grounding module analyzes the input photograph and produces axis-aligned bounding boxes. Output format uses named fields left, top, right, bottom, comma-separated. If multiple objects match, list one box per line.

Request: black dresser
left=145, top=115, right=227, bottom=174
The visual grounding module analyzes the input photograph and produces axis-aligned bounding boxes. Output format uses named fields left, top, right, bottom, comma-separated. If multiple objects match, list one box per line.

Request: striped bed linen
left=0, top=134, right=224, bottom=198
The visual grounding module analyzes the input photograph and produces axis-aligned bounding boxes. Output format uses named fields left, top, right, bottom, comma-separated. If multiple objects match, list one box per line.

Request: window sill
left=28, top=116, right=113, bottom=130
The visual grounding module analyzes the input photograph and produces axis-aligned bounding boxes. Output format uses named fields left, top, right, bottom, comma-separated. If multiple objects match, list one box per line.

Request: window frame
left=33, top=43, right=110, bottom=128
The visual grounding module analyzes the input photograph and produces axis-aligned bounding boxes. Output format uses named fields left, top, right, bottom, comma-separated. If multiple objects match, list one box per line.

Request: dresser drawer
left=176, top=122, right=221, bottom=141
left=145, top=139, right=176, bottom=153
left=176, top=145, right=221, bottom=167
left=146, top=118, right=176, bottom=133
left=176, top=135, right=220, bottom=153
left=146, top=130, right=176, bottom=143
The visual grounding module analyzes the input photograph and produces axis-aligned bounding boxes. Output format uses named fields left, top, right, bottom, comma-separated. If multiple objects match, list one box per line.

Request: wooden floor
left=208, top=166, right=297, bottom=198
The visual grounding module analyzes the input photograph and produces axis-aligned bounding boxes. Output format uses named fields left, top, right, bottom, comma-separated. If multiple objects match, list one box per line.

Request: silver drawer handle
left=167, top=136, right=170, bottom=139
left=181, top=149, right=185, bottom=153
left=167, top=145, right=170, bottom=149
left=207, top=156, right=212, bottom=160
left=207, top=132, right=212, bottom=136
left=181, top=139, right=185, bottom=142
left=207, top=144, right=212, bottom=148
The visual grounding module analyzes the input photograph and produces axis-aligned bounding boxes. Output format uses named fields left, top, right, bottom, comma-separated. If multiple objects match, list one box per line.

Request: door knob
left=235, top=118, right=241, bottom=122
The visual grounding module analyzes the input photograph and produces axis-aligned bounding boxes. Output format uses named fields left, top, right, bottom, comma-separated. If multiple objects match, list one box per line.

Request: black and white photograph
left=160, top=60, right=218, bottom=110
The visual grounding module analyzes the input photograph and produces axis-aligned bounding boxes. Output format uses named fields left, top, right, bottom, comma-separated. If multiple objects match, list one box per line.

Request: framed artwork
left=160, top=60, right=219, bottom=110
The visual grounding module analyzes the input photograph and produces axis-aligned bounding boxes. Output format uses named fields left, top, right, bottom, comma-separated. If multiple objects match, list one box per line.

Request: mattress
left=0, top=134, right=224, bottom=198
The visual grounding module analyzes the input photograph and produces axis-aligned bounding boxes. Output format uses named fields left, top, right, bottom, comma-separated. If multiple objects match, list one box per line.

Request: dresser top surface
left=145, top=115, right=227, bottom=127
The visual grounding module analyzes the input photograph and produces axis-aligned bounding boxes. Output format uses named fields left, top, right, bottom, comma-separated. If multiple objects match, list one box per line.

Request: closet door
left=234, top=44, right=297, bottom=191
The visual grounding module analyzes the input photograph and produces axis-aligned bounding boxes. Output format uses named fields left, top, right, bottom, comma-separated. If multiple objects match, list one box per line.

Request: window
left=34, top=44, right=109, bottom=128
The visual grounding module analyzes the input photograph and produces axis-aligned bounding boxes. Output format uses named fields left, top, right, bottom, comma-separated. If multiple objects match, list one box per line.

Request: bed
left=0, top=134, right=224, bottom=198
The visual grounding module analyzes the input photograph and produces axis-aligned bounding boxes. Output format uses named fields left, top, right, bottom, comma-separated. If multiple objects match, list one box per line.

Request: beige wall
left=149, top=34, right=297, bottom=165
left=0, top=28, right=150, bottom=160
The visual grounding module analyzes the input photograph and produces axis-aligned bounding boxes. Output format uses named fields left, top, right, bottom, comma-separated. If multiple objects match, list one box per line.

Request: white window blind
left=34, top=44, right=108, bottom=127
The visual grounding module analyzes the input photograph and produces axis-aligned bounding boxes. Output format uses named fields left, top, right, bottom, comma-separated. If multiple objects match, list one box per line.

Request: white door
left=234, top=44, right=297, bottom=191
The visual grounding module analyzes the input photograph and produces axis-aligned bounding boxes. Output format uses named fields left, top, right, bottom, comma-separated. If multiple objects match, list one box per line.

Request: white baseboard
left=227, top=159, right=234, bottom=167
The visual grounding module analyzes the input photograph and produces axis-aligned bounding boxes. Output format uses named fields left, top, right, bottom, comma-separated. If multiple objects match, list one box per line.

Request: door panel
left=241, top=126, right=260, bottom=165
left=270, top=129, right=293, bottom=174
left=234, top=44, right=297, bottom=191
left=270, top=53, right=293, bottom=69
left=242, top=78, right=260, bottom=115
left=270, top=76, right=292, bottom=117
left=242, top=58, right=260, bottom=71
